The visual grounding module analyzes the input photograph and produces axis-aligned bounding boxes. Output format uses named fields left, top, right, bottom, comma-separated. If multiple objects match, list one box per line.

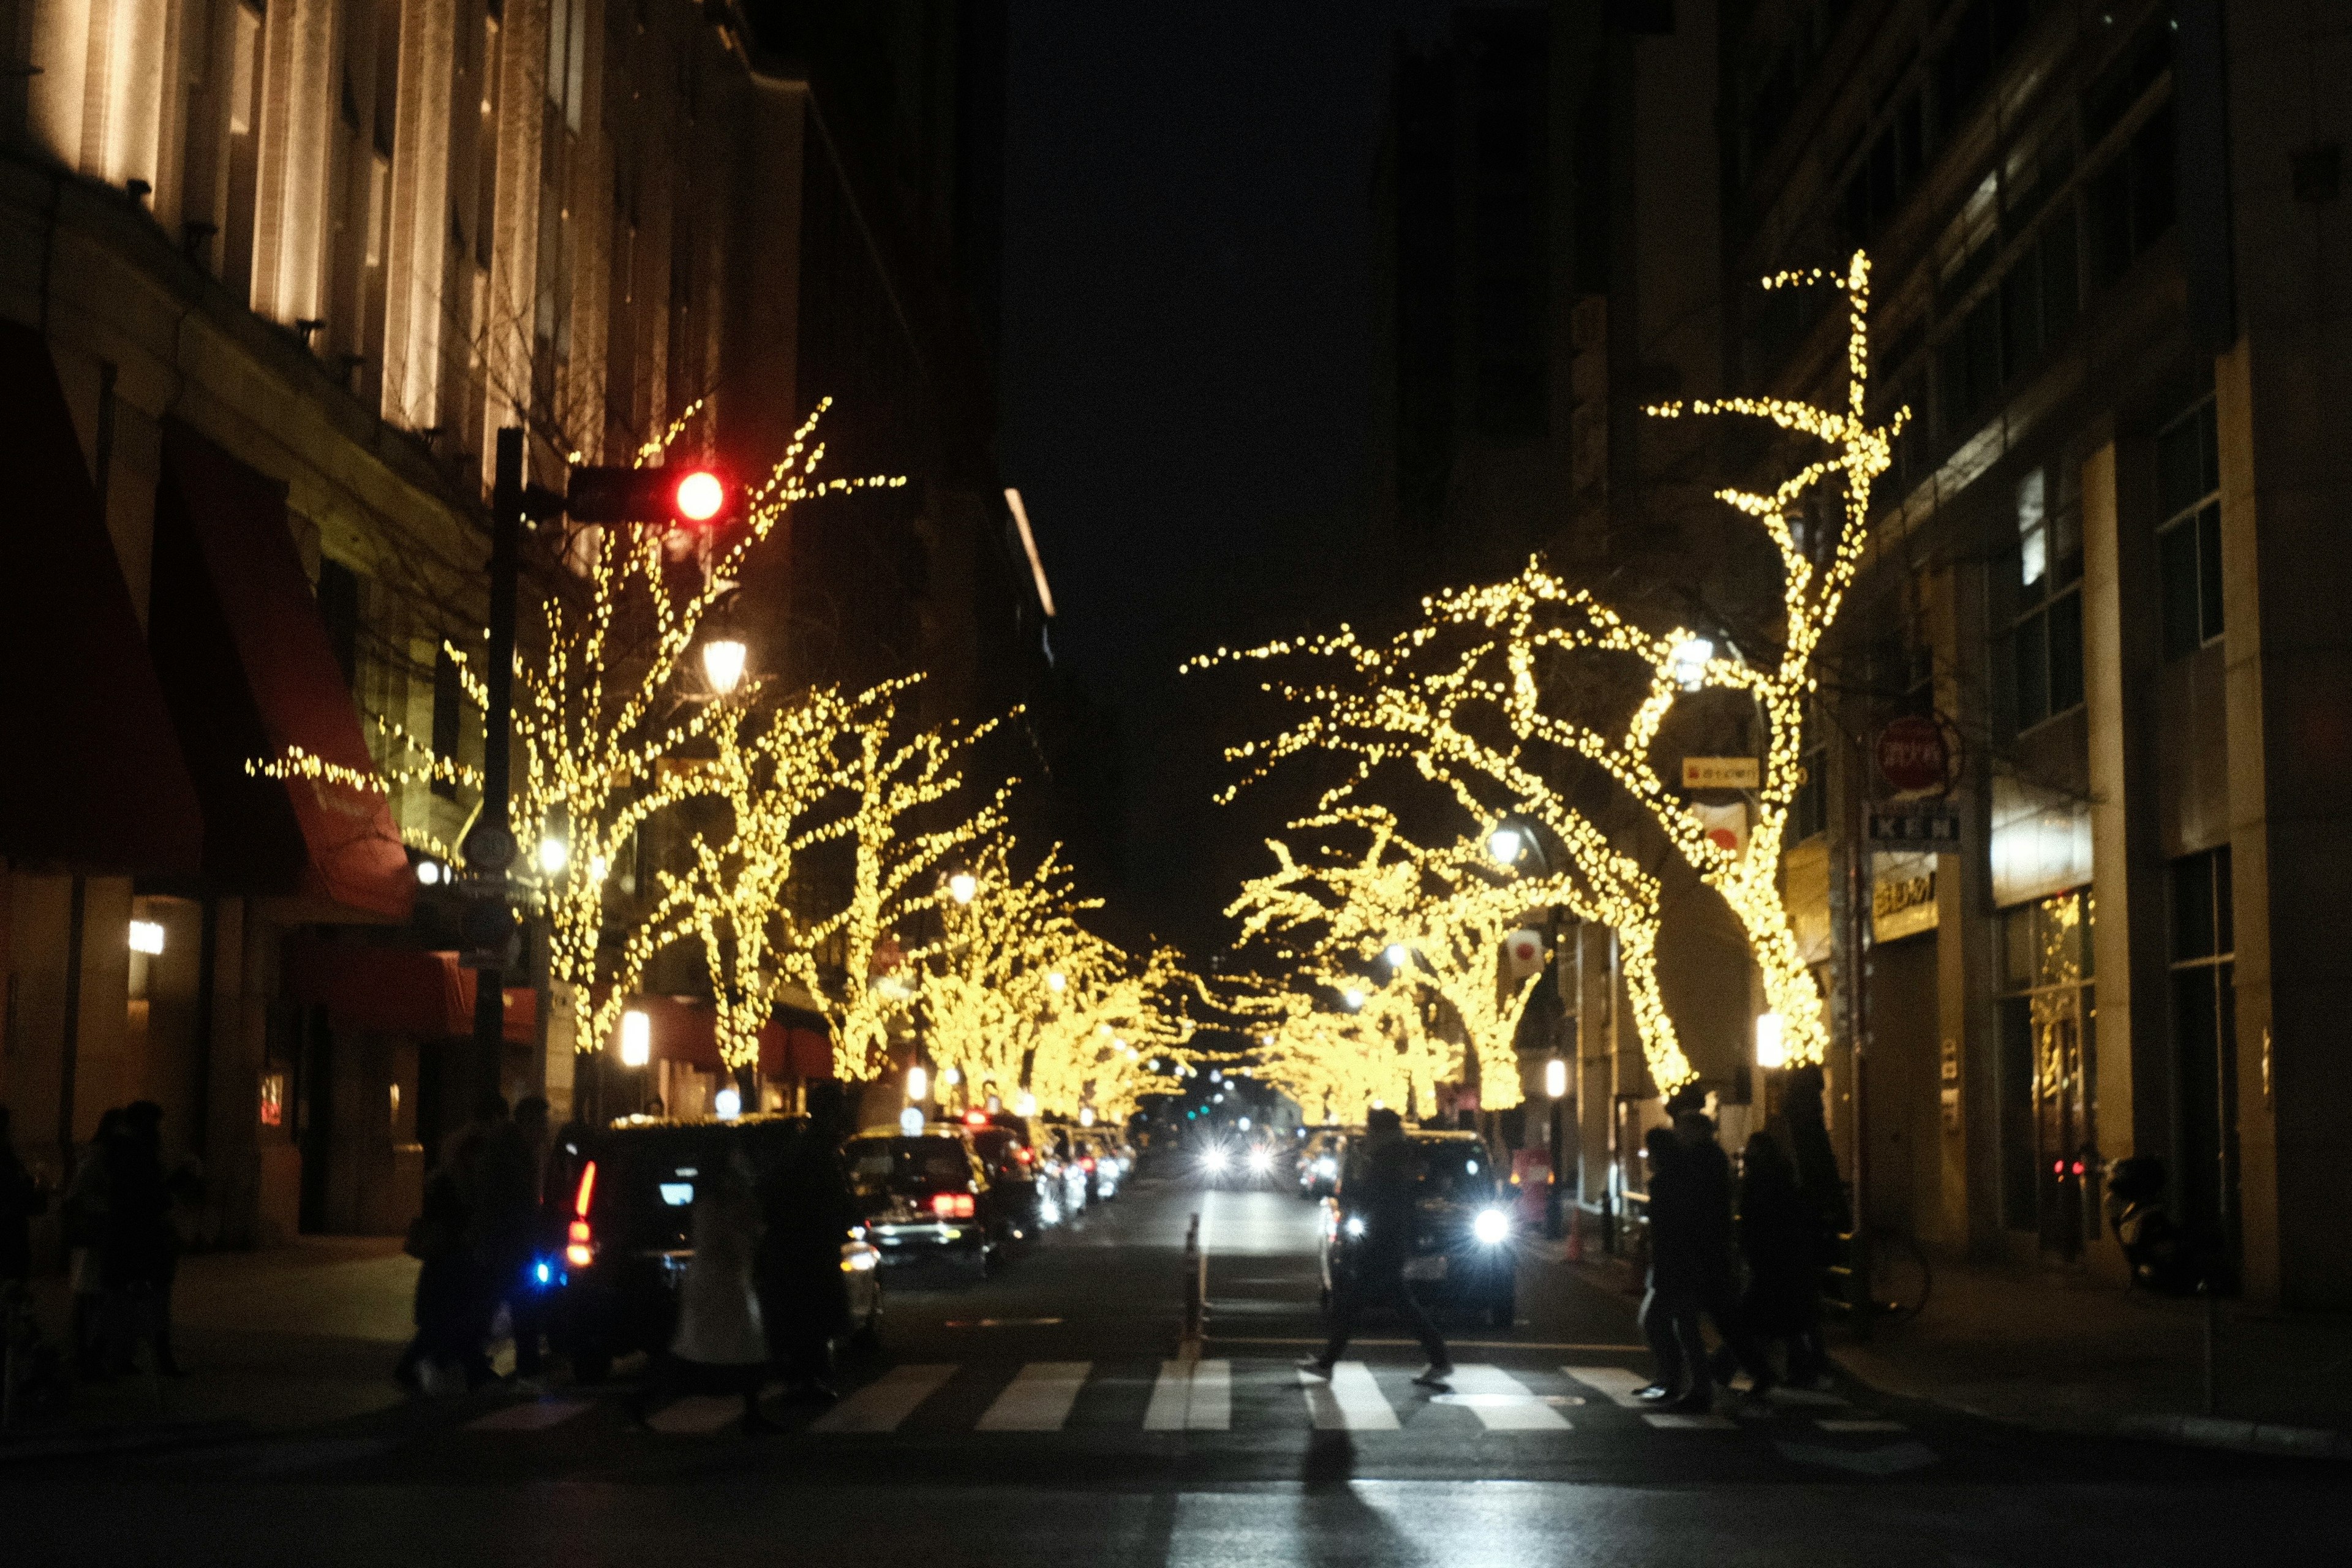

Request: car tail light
left=566, top=1161, right=597, bottom=1267
left=1015, top=1146, right=1033, bottom=1164
left=1081, top=1157, right=1096, bottom=1172
left=965, top=1110, right=988, bottom=1127
left=930, top=1191, right=976, bottom=1221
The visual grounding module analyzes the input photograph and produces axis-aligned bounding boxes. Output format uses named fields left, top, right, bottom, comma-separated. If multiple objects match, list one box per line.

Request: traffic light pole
left=471, top=427, right=524, bottom=1102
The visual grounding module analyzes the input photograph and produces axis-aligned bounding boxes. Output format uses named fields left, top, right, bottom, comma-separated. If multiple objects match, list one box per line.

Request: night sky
left=1000, top=1, right=1445, bottom=954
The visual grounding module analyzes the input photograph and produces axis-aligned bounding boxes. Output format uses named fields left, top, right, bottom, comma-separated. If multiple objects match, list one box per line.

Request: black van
left=549, top=1115, right=881, bottom=1383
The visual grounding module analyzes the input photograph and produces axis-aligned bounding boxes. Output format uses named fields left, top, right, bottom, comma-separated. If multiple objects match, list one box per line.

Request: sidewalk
left=1825, top=1259, right=2352, bottom=1454
left=4, top=1237, right=418, bottom=1453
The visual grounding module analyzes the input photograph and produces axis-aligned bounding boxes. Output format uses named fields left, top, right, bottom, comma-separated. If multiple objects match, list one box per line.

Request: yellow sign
left=1872, top=865, right=1938, bottom=942
left=1682, top=756, right=1761, bottom=790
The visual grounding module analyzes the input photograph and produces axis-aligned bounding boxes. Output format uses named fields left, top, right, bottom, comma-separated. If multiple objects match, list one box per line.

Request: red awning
left=148, top=425, right=412, bottom=921
left=285, top=939, right=533, bottom=1042
left=0, top=322, right=204, bottom=875
left=615, top=994, right=832, bottom=1079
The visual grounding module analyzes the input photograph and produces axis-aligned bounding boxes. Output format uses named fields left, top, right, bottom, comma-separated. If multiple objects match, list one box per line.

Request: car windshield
left=845, top=1136, right=973, bottom=1195
left=1408, top=1140, right=1494, bottom=1202
left=970, top=1129, right=1025, bottom=1172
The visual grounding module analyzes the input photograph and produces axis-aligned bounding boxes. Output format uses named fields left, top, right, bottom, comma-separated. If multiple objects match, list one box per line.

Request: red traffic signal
left=565, top=464, right=737, bottom=527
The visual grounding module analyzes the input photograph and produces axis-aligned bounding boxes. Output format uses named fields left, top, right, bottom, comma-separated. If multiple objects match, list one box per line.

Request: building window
left=2086, top=102, right=2175, bottom=288
left=431, top=646, right=462, bottom=800
left=317, top=558, right=361, bottom=689
left=2168, top=846, right=2237, bottom=1277
left=2156, top=397, right=2222, bottom=658
left=1995, top=888, right=2095, bottom=1253
left=2011, top=465, right=2082, bottom=731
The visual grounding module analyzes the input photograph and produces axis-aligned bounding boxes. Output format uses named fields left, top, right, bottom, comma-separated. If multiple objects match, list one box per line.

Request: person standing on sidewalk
left=494, top=1095, right=554, bottom=1384
left=1298, top=1108, right=1453, bottom=1390
left=61, top=1108, right=119, bottom=1375
left=0, top=1108, right=42, bottom=1287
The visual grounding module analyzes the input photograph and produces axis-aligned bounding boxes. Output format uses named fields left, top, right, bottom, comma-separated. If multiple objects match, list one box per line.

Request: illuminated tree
left=256, top=402, right=905, bottom=1059
left=1204, top=252, right=1898, bottom=1072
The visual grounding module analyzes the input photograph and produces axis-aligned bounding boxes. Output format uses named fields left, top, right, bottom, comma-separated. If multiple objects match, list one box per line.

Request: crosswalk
left=461, top=1359, right=1913, bottom=1444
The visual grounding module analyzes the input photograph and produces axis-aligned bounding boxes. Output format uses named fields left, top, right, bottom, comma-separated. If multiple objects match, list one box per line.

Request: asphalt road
left=6, top=1170, right=2344, bottom=1565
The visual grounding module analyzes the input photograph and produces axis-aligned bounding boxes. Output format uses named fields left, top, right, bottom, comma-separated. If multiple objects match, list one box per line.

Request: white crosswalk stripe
left=1144, top=1358, right=1232, bottom=1431
left=977, top=1361, right=1091, bottom=1431
left=644, top=1395, right=744, bottom=1434
left=810, top=1363, right=957, bottom=1433
left=466, top=1398, right=593, bottom=1432
left=1562, top=1364, right=1654, bottom=1408
left=1300, top=1360, right=1398, bottom=1431
left=1442, top=1365, right=1572, bottom=1430
left=454, top=1359, right=1907, bottom=1452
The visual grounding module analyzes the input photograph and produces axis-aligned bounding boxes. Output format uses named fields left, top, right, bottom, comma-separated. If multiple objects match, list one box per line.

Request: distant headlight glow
left=1202, top=1147, right=1230, bottom=1174
left=1473, top=1208, right=1512, bottom=1246
left=1247, top=1147, right=1275, bottom=1174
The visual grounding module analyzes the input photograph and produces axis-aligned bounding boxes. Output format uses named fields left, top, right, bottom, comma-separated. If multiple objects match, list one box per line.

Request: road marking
left=1817, top=1417, right=1908, bottom=1433
left=811, top=1363, right=958, bottom=1433
left=1643, top=1411, right=1738, bottom=1430
left=1217, top=1338, right=1647, bottom=1351
left=944, top=1317, right=1065, bottom=1328
left=1767, top=1385, right=1847, bottom=1408
left=1441, top=1365, right=1572, bottom=1430
left=1561, top=1365, right=1654, bottom=1408
left=465, top=1399, right=592, bottom=1432
left=1300, top=1361, right=1398, bottom=1431
left=1144, top=1358, right=1232, bottom=1430
left=977, top=1361, right=1091, bottom=1431
left=644, top=1395, right=743, bottom=1434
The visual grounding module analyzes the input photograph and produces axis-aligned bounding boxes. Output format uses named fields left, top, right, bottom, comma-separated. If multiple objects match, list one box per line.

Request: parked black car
left=1317, top=1128, right=1517, bottom=1327
left=961, top=1115, right=1049, bottom=1240
left=549, top=1115, right=881, bottom=1384
left=843, top=1126, right=1006, bottom=1279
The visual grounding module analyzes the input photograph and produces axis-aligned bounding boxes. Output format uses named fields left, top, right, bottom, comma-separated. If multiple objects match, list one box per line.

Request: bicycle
left=1823, top=1226, right=1932, bottom=1325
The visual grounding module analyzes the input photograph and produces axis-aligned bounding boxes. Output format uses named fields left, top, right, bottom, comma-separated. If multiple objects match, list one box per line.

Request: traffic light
left=564, top=463, right=736, bottom=527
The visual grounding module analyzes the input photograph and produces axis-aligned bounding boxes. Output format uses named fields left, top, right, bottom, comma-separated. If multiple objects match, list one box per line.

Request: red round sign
left=1876, top=715, right=1950, bottom=794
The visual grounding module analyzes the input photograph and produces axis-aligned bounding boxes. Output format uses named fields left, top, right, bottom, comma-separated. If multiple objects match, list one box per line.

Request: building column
left=2079, top=439, right=2171, bottom=1287
left=1928, top=560, right=2000, bottom=1258
left=2215, top=333, right=2352, bottom=1311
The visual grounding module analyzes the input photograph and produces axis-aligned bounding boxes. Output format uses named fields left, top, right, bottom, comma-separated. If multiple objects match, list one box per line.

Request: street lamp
left=701, top=636, right=748, bottom=696
left=1046, top=971, right=1066, bottom=993
left=1545, top=1057, right=1568, bottom=1099
left=1343, top=987, right=1366, bottom=1010
left=1487, top=826, right=1525, bottom=866
left=1668, top=636, right=1715, bottom=692
left=1754, top=1011, right=1788, bottom=1070
left=1385, top=943, right=1411, bottom=971
left=948, top=871, right=978, bottom=906
left=908, top=1065, right=930, bottom=1103
left=537, top=834, right=568, bottom=876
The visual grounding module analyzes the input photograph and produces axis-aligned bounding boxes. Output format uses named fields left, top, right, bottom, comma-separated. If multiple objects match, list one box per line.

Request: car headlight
left=1247, top=1148, right=1274, bottom=1174
left=1314, top=1158, right=1336, bottom=1177
left=1203, top=1147, right=1229, bottom=1174
left=1344, top=1215, right=1366, bottom=1238
left=1473, top=1208, right=1511, bottom=1246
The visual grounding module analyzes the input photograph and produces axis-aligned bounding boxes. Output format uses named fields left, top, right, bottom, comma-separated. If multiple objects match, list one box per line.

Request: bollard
left=1566, top=1202, right=1583, bottom=1264
left=1181, top=1212, right=1204, bottom=1355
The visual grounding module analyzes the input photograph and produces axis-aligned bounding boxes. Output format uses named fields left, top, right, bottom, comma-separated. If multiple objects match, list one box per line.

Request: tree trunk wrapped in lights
left=775, top=695, right=1007, bottom=1082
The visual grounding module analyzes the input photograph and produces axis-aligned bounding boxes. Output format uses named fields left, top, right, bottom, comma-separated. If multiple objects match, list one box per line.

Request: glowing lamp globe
left=701, top=637, right=748, bottom=696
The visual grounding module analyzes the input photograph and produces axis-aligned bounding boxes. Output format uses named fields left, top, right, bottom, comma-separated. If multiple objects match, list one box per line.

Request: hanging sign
left=1875, top=715, right=1950, bottom=794
left=1683, top=755, right=1762, bottom=789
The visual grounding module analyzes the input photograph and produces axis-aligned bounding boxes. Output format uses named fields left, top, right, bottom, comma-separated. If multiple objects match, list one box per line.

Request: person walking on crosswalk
left=1298, top=1108, right=1453, bottom=1390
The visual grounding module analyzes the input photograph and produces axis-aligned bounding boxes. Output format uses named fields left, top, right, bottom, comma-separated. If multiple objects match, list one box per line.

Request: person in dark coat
left=1671, top=1107, right=1775, bottom=1408
left=0, top=1107, right=42, bottom=1286
left=1299, top=1107, right=1453, bottom=1388
left=1635, top=1126, right=1699, bottom=1401
left=100, top=1102, right=177, bottom=1374
left=1733, top=1132, right=1826, bottom=1386
left=395, top=1159, right=491, bottom=1392
left=759, top=1082, right=861, bottom=1401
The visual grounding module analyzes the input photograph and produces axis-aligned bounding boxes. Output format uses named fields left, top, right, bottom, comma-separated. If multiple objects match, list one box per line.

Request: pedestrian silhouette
left=1300, top=1107, right=1452, bottom=1389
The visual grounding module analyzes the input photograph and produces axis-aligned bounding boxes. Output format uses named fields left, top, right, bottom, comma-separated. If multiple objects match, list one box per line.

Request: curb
left=0, top=1417, right=252, bottom=1464
left=2114, top=1413, right=2352, bottom=1461
left=1826, top=1349, right=2352, bottom=1464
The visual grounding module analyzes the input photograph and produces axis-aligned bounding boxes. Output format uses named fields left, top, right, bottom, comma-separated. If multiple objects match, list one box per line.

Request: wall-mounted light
left=619, top=1008, right=651, bottom=1068
left=1545, top=1057, right=1568, bottom=1099
left=1755, top=1011, right=1787, bottom=1071
left=908, top=1065, right=929, bottom=1102
left=129, top=920, right=165, bottom=956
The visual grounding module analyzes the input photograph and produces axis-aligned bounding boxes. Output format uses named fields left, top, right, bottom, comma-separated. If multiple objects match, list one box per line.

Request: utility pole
left=467, top=428, right=526, bottom=1102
